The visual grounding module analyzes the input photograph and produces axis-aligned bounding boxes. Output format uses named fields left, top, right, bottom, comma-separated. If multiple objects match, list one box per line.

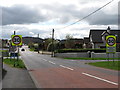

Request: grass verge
left=88, top=61, right=120, bottom=70
left=64, top=57, right=120, bottom=60
left=3, top=58, right=26, bottom=69
left=29, top=48, right=35, bottom=51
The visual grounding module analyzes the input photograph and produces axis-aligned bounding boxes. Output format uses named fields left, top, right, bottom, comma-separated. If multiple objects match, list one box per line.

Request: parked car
left=21, top=48, right=25, bottom=51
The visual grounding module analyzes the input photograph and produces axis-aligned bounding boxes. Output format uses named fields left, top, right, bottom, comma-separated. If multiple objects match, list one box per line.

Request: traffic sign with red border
left=11, top=35, right=22, bottom=46
left=106, top=35, right=116, bottom=53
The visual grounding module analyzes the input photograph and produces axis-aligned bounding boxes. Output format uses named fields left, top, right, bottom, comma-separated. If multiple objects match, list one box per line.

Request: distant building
left=83, top=37, right=91, bottom=49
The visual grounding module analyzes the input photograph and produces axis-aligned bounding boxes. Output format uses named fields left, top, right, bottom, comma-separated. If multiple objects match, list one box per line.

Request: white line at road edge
left=82, top=72, right=118, bottom=85
left=60, top=65, right=74, bottom=71
left=49, top=61, right=56, bottom=64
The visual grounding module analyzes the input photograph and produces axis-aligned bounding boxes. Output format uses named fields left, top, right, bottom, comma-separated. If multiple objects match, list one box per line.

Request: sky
left=0, top=0, right=119, bottom=40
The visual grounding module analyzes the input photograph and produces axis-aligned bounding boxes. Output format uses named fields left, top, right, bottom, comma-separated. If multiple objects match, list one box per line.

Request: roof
left=89, top=30, right=120, bottom=43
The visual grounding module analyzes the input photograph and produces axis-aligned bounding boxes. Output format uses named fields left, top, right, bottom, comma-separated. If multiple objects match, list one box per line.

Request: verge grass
left=3, top=58, right=26, bottom=69
left=88, top=61, right=120, bottom=70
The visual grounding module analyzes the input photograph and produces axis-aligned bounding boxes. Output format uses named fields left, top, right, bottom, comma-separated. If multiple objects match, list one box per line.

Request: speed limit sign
left=106, top=35, right=116, bottom=47
left=106, top=35, right=116, bottom=53
left=11, top=35, right=22, bottom=46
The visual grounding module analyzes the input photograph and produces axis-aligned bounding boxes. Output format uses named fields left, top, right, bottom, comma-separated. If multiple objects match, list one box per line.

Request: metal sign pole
left=106, top=35, right=116, bottom=67
left=113, top=53, right=115, bottom=66
left=107, top=53, right=109, bottom=66
left=17, top=46, right=19, bottom=66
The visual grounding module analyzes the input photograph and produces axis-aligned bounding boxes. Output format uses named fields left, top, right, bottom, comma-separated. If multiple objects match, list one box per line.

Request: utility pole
left=14, top=31, right=16, bottom=35
left=51, top=29, right=54, bottom=57
left=37, top=34, right=39, bottom=53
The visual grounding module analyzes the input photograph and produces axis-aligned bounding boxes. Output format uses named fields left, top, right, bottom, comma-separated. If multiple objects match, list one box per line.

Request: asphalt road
left=20, top=46, right=119, bottom=88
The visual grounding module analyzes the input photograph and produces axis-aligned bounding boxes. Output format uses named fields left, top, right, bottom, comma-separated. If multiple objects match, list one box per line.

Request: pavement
left=20, top=46, right=119, bottom=89
left=2, top=63, right=36, bottom=89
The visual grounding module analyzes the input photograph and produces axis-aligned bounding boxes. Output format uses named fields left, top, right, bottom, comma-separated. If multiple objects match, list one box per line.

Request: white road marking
left=42, top=59, right=47, bottom=61
left=60, top=65, right=74, bottom=71
left=70, top=60, right=75, bottom=61
left=49, top=61, right=56, bottom=64
left=82, top=72, right=118, bottom=86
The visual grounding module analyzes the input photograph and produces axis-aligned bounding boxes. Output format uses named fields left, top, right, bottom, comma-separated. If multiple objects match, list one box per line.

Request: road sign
left=11, top=35, right=22, bottom=46
left=106, top=35, right=116, bottom=47
left=106, top=35, right=116, bottom=53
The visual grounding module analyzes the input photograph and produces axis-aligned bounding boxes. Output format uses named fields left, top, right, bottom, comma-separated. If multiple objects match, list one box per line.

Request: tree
left=44, top=38, right=52, bottom=51
left=65, top=34, right=73, bottom=40
left=65, top=34, right=74, bottom=49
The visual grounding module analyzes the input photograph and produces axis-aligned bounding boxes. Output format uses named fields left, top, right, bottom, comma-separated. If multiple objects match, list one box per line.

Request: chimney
left=107, top=26, right=110, bottom=34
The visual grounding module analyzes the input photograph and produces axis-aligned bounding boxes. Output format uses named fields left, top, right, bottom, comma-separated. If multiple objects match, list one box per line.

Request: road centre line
left=60, top=65, right=74, bottom=71
left=49, top=61, right=56, bottom=64
left=42, top=59, right=47, bottom=61
left=82, top=72, right=118, bottom=86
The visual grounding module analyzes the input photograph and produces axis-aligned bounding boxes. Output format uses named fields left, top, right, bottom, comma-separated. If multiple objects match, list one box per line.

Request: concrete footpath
left=2, top=64, right=36, bottom=88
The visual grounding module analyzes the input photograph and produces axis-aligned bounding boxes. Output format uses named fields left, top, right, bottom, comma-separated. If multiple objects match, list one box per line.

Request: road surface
left=20, top=46, right=119, bottom=88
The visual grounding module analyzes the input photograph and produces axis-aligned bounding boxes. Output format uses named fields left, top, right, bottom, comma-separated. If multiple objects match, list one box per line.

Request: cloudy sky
left=0, top=0, right=119, bottom=39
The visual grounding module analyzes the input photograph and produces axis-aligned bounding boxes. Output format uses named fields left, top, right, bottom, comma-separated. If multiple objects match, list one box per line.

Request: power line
left=57, top=0, right=114, bottom=30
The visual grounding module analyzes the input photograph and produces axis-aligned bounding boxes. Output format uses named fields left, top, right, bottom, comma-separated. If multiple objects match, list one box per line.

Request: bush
left=56, top=48, right=106, bottom=53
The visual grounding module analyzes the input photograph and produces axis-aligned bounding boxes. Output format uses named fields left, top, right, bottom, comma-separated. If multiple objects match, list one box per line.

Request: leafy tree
left=65, top=34, right=74, bottom=48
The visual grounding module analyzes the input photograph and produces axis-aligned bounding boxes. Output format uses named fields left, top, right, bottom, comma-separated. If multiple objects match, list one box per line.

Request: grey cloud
left=1, top=2, right=117, bottom=26
left=41, top=2, right=117, bottom=25
left=2, top=5, right=48, bottom=25
left=86, top=11, right=118, bottom=25
left=2, top=25, right=50, bottom=39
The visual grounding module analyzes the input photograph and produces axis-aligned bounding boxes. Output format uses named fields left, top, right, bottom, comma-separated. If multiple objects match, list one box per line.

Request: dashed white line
left=42, top=59, right=47, bottom=61
left=60, top=65, right=74, bottom=71
left=49, top=61, right=56, bottom=65
left=82, top=72, right=118, bottom=86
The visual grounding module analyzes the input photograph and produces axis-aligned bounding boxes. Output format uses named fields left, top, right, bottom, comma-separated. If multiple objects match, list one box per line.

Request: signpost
left=106, top=35, right=116, bottom=65
left=11, top=35, right=22, bottom=66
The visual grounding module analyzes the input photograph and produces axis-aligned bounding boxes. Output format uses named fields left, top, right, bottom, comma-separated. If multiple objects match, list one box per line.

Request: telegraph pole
left=51, top=29, right=54, bottom=57
left=14, top=31, right=16, bottom=35
left=37, top=34, right=39, bottom=53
